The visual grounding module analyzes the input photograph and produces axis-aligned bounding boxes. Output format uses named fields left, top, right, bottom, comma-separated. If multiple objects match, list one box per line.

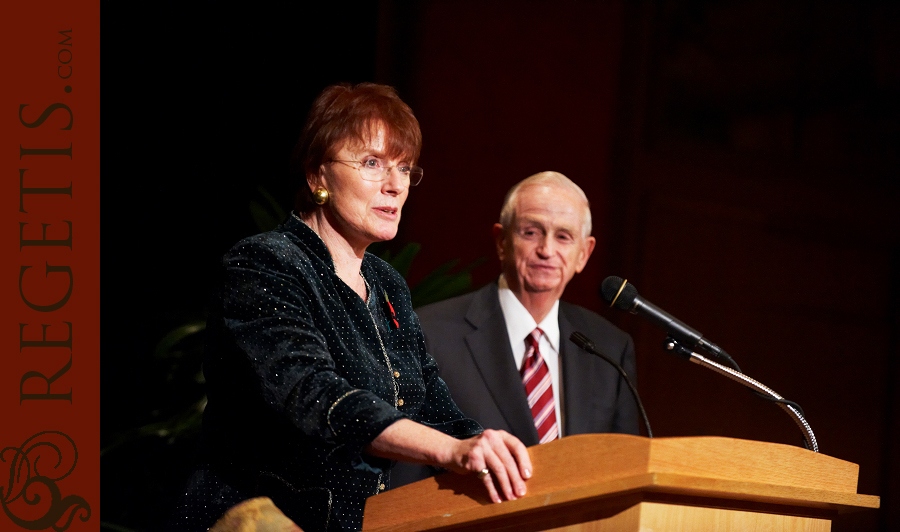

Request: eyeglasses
left=329, top=157, right=424, bottom=186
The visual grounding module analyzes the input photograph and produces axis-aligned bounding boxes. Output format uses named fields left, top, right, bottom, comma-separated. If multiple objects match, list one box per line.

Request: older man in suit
left=390, top=171, right=638, bottom=488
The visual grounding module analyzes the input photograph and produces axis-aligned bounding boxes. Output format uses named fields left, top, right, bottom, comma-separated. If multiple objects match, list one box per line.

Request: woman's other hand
left=367, top=420, right=533, bottom=503
left=444, top=429, right=532, bottom=503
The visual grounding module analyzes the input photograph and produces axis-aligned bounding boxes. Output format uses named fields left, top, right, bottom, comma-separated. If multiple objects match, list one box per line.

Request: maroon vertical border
left=1, top=0, right=99, bottom=530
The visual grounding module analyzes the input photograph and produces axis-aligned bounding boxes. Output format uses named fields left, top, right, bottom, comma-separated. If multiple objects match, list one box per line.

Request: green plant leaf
left=153, top=321, right=207, bottom=359
left=250, top=186, right=290, bottom=232
left=258, top=186, right=288, bottom=220
left=101, top=396, right=207, bottom=457
left=410, top=256, right=486, bottom=308
left=250, top=200, right=282, bottom=232
left=386, top=242, right=421, bottom=278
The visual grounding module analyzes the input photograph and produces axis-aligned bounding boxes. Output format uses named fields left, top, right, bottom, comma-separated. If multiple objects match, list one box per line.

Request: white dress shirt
left=497, top=275, right=564, bottom=437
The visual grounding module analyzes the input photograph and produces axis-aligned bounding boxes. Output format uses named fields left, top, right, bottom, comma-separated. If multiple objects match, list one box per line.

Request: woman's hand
left=366, top=420, right=533, bottom=504
left=442, top=429, right=532, bottom=503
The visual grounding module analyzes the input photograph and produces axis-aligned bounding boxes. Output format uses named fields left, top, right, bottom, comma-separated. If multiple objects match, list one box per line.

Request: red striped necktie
left=521, top=328, right=559, bottom=443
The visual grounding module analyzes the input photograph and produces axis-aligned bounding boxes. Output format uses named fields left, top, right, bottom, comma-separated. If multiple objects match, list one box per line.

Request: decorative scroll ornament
left=1, top=431, right=91, bottom=530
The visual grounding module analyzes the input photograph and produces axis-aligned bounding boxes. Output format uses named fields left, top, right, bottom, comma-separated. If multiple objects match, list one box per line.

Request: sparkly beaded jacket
left=169, top=215, right=482, bottom=532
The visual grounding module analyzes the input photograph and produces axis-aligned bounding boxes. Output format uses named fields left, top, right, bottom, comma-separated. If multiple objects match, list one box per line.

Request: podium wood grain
left=362, top=434, right=879, bottom=532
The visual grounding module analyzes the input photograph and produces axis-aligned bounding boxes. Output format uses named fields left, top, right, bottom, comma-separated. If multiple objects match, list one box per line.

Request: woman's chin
left=372, top=223, right=400, bottom=242
left=375, top=231, right=399, bottom=243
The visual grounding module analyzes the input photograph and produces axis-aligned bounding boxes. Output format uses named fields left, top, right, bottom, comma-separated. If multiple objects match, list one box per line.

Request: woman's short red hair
left=292, top=83, right=422, bottom=212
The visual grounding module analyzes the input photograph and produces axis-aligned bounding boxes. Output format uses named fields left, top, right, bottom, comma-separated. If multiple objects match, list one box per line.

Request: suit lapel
left=559, top=304, right=601, bottom=436
left=463, top=285, right=540, bottom=446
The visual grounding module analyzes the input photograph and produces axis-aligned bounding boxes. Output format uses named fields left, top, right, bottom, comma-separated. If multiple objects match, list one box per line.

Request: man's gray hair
left=498, top=171, right=592, bottom=237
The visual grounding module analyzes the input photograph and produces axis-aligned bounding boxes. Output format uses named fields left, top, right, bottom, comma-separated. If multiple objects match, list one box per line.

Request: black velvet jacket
left=169, top=215, right=481, bottom=532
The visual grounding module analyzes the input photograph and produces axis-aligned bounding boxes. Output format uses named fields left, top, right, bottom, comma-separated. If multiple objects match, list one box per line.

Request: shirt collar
left=497, top=274, right=560, bottom=351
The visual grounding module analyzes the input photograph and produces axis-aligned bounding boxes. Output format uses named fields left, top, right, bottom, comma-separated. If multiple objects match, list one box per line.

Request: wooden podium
left=362, top=434, right=879, bottom=531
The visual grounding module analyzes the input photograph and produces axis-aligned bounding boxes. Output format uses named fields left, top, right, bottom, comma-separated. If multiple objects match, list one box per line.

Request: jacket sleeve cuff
left=326, top=389, right=408, bottom=450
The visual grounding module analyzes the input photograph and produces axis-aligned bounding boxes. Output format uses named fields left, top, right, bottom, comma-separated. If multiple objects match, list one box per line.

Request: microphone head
left=569, top=331, right=595, bottom=350
left=601, top=276, right=639, bottom=310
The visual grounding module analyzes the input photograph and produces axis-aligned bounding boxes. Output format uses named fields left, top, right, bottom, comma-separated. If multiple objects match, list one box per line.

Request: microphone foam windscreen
left=601, top=276, right=639, bottom=310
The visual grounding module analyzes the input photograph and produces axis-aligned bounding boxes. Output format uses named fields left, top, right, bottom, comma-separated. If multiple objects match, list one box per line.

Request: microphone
left=599, top=278, right=820, bottom=452
left=600, top=276, right=736, bottom=368
left=570, top=331, right=652, bottom=438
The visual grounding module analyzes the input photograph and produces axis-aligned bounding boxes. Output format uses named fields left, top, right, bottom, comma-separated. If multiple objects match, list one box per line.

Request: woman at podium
left=166, top=83, right=532, bottom=532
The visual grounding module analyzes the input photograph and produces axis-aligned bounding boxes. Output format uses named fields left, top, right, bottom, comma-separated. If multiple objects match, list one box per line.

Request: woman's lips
left=374, top=206, right=399, bottom=218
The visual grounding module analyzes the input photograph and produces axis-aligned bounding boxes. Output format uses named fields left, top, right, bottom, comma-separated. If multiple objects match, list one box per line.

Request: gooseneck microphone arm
left=570, top=332, right=653, bottom=438
left=664, top=336, right=819, bottom=453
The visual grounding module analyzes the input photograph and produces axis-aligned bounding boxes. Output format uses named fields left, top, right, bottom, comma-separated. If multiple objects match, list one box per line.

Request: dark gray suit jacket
left=389, top=282, right=639, bottom=488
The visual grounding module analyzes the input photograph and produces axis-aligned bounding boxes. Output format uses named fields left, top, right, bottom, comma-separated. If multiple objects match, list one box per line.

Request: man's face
left=494, top=183, right=595, bottom=300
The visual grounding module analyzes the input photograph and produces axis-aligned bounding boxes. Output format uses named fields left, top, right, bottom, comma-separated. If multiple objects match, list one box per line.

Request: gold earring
left=312, top=186, right=330, bottom=205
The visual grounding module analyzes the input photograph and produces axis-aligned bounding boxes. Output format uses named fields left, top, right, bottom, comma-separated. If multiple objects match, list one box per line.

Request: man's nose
left=535, top=235, right=553, bottom=257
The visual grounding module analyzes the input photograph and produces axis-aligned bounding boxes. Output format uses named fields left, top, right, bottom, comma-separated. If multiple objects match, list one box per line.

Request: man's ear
left=492, top=223, right=507, bottom=261
left=574, top=236, right=596, bottom=274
